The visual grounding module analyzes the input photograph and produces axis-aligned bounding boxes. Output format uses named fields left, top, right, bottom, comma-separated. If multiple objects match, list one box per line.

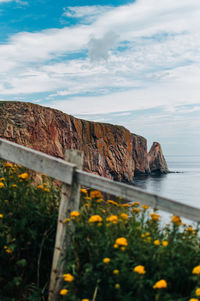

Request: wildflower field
left=0, top=161, right=200, bottom=301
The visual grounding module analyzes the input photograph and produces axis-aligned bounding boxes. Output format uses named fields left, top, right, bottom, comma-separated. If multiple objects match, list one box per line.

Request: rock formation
left=132, top=134, right=150, bottom=175
left=147, top=142, right=168, bottom=174
left=0, top=101, right=168, bottom=182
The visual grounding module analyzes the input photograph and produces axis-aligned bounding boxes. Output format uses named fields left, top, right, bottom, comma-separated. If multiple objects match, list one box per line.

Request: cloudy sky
left=0, top=0, right=200, bottom=155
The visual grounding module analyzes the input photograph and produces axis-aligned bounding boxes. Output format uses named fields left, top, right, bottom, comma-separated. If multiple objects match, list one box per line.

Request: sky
left=0, top=0, right=200, bottom=155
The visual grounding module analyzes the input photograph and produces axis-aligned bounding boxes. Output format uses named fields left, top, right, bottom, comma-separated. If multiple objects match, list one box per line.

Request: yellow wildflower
left=96, top=198, right=104, bottom=203
left=37, top=185, right=44, bottom=190
left=150, top=213, right=160, bottom=221
left=121, top=203, right=130, bottom=208
left=115, top=283, right=120, bottom=289
left=88, top=215, right=103, bottom=223
left=153, top=279, right=167, bottom=289
left=11, top=184, right=17, bottom=188
left=113, top=269, right=119, bottom=275
left=63, top=273, right=74, bottom=282
left=115, top=237, right=128, bottom=246
left=44, top=188, right=50, bottom=192
left=189, top=299, right=199, bottom=301
left=0, top=177, right=5, bottom=181
left=120, top=247, right=126, bottom=251
left=5, top=248, right=12, bottom=254
left=162, top=241, right=168, bottom=247
left=82, top=299, right=89, bottom=301
left=120, top=213, right=128, bottom=220
left=70, top=211, right=80, bottom=219
left=142, top=204, right=149, bottom=210
left=132, top=208, right=141, bottom=214
left=192, top=265, right=200, bottom=274
left=113, top=244, right=119, bottom=248
left=154, top=240, right=160, bottom=246
left=0, top=214, right=3, bottom=218
left=80, top=188, right=88, bottom=194
left=90, top=190, right=102, bottom=198
left=131, top=202, right=140, bottom=207
left=64, top=218, right=70, bottom=223
left=60, top=289, right=68, bottom=295
left=18, top=172, right=29, bottom=180
left=11, top=167, right=16, bottom=173
left=133, top=265, right=146, bottom=275
left=171, top=215, right=182, bottom=226
left=4, top=162, right=13, bottom=168
left=185, top=227, right=194, bottom=234
left=106, top=215, right=118, bottom=223
left=103, top=258, right=110, bottom=264
left=0, top=182, right=5, bottom=188
left=196, top=288, right=200, bottom=296
left=107, top=200, right=118, bottom=206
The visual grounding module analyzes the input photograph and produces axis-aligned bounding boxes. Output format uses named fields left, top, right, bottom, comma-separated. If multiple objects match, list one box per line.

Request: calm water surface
left=133, top=156, right=200, bottom=211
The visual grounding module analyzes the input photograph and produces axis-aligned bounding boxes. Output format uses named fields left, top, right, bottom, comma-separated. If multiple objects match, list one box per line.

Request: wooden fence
left=0, top=138, right=199, bottom=300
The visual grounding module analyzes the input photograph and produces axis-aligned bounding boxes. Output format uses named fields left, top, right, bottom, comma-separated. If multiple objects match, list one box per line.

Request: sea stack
left=147, top=142, right=169, bottom=174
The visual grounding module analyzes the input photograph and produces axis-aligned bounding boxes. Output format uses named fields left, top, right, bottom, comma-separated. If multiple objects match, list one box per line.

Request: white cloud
left=88, top=31, right=119, bottom=61
left=1, top=0, right=200, bottom=155
left=48, top=76, right=200, bottom=116
left=0, top=0, right=200, bottom=110
left=63, top=5, right=113, bottom=23
left=0, top=0, right=27, bottom=3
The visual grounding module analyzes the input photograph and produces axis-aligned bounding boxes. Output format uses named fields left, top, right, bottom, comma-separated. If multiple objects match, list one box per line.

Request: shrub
left=0, top=161, right=59, bottom=300
left=1, top=162, right=200, bottom=301
left=60, top=190, right=200, bottom=301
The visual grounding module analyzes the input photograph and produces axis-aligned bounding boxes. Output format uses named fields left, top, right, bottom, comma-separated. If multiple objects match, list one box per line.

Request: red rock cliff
left=0, top=101, right=168, bottom=181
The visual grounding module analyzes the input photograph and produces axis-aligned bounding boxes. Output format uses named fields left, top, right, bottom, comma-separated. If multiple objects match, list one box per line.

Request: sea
left=133, top=155, right=200, bottom=223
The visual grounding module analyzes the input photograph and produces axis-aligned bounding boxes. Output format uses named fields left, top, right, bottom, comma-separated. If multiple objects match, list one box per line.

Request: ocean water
left=133, top=156, right=200, bottom=219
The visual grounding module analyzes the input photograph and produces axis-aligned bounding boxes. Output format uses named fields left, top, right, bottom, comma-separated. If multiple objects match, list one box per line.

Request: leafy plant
left=1, top=161, right=200, bottom=301
left=60, top=190, right=200, bottom=301
left=0, top=161, right=59, bottom=300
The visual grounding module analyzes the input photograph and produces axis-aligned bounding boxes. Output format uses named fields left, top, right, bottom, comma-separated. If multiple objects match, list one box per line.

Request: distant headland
left=0, top=101, right=168, bottom=182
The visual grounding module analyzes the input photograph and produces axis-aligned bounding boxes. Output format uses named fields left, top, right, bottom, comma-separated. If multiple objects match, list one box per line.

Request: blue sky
left=0, top=0, right=200, bottom=155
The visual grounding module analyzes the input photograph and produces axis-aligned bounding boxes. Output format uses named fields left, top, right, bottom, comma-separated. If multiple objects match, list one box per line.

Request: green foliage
left=1, top=162, right=200, bottom=301
left=60, top=190, right=200, bottom=301
left=0, top=161, right=59, bottom=300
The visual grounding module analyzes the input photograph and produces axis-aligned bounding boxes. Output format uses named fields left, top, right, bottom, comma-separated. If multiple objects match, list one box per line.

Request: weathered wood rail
left=0, top=138, right=199, bottom=222
left=0, top=138, right=199, bottom=300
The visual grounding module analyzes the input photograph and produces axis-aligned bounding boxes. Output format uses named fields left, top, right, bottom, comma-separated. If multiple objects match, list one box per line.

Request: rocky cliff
left=0, top=101, right=168, bottom=182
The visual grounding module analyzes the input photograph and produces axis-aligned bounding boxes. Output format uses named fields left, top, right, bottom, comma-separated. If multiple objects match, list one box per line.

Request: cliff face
left=132, top=134, right=150, bottom=175
left=0, top=101, right=168, bottom=182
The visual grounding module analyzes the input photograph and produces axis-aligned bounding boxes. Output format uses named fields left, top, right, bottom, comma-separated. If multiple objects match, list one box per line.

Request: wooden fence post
left=48, top=150, right=83, bottom=301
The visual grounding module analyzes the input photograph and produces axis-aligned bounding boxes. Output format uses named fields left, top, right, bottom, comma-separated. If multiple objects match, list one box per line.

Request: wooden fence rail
left=0, top=138, right=200, bottom=300
left=0, top=138, right=199, bottom=222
